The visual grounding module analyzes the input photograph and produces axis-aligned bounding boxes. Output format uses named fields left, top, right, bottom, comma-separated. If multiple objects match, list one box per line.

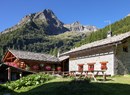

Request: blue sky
left=0, top=0, right=130, bottom=32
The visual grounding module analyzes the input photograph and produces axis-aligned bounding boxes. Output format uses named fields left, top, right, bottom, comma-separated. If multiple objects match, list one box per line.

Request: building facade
left=61, top=32, right=130, bottom=76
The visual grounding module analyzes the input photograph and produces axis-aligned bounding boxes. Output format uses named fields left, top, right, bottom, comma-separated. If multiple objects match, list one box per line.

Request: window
left=78, top=64, right=84, bottom=72
left=122, top=41, right=128, bottom=52
left=123, top=45, right=128, bottom=52
left=87, top=63, right=95, bottom=71
left=100, top=61, right=108, bottom=70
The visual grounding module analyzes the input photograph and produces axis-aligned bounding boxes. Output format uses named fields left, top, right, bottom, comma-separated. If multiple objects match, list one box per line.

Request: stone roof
left=61, top=31, right=130, bottom=55
left=58, top=56, right=69, bottom=62
left=9, top=49, right=59, bottom=63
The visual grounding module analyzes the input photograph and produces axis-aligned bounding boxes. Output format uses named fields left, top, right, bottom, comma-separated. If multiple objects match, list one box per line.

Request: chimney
left=107, top=31, right=112, bottom=38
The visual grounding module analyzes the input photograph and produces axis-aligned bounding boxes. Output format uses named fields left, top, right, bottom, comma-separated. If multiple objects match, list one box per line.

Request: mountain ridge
left=64, top=21, right=98, bottom=32
left=1, top=9, right=98, bottom=35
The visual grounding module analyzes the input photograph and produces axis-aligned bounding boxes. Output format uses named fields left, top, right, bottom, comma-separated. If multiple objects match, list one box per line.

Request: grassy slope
left=75, top=16, right=130, bottom=47
left=1, top=75, right=130, bottom=95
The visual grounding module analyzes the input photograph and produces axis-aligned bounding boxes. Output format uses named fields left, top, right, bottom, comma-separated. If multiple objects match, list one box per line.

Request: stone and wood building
left=1, top=49, right=69, bottom=81
left=60, top=31, right=130, bottom=76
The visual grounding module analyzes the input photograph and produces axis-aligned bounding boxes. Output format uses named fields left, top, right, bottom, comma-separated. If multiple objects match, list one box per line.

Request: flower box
left=57, top=66, right=62, bottom=71
left=45, top=65, right=51, bottom=71
left=32, top=65, right=39, bottom=70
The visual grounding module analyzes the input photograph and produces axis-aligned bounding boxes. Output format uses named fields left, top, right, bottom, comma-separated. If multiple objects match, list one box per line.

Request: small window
left=100, top=61, right=108, bottom=70
left=123, top=46, right=128, bottom=52
left=78, top=64, right=84, bottom=72
left=87, top=63, right=95, bottom=71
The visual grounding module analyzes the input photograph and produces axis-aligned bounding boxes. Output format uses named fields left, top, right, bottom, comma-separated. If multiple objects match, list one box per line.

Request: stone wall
left=115, top=38, right=130, bottom=75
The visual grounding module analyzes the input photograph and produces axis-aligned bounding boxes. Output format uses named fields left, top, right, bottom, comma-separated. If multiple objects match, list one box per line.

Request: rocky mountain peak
left=1, top=9, right=98, bottom=35
left=33, top=9, right=57, bottom=21
left=64, top=21, right=98, bottom=32
left=1, top=9, right=66, bottom=35
left=19, top=9, right=63, bottom=26
left=72, top=21, right=81, bottom=25
left=43, top=9, right=55, bottom=17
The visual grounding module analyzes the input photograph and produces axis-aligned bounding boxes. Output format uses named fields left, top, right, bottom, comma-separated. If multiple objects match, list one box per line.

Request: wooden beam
left=8, top=67, right=11, bottom=81
left=3, top=51, right=16, bottom=62
left=6, top=56, right=16, bottom=60
left=3, top=51, right=10, bottom=62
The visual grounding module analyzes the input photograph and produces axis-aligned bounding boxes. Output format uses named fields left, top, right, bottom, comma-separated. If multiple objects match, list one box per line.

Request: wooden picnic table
left=69, top=70, right=107, bottom=81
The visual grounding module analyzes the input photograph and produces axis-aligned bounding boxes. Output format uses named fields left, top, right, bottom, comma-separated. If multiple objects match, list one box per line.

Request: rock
left=64, top=21, right=98, bottom=32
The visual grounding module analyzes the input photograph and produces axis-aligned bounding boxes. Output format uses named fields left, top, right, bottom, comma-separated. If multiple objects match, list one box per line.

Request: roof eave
left=19, top=58, right=60, bottom=64
left=61, top=41, right=122, bottom=56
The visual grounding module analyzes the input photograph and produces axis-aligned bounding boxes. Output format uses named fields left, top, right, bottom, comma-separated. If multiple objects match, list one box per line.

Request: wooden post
left=8, top=67, right=11, bottom=81
left=103, top=72, right=106, bottom=81
left=63, top=61, right=64, bottom=72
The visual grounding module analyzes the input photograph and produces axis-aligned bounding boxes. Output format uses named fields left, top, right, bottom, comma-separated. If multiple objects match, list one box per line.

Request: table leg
left=91, top=73, right=97, bottom=81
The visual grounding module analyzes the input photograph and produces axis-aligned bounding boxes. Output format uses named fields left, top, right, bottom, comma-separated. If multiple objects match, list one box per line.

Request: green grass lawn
left=0, top=75, right=130, bottom=95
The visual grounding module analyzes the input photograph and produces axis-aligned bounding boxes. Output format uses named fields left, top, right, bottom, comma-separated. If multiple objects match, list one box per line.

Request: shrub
left=3, top=73, right=55, bottom=90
